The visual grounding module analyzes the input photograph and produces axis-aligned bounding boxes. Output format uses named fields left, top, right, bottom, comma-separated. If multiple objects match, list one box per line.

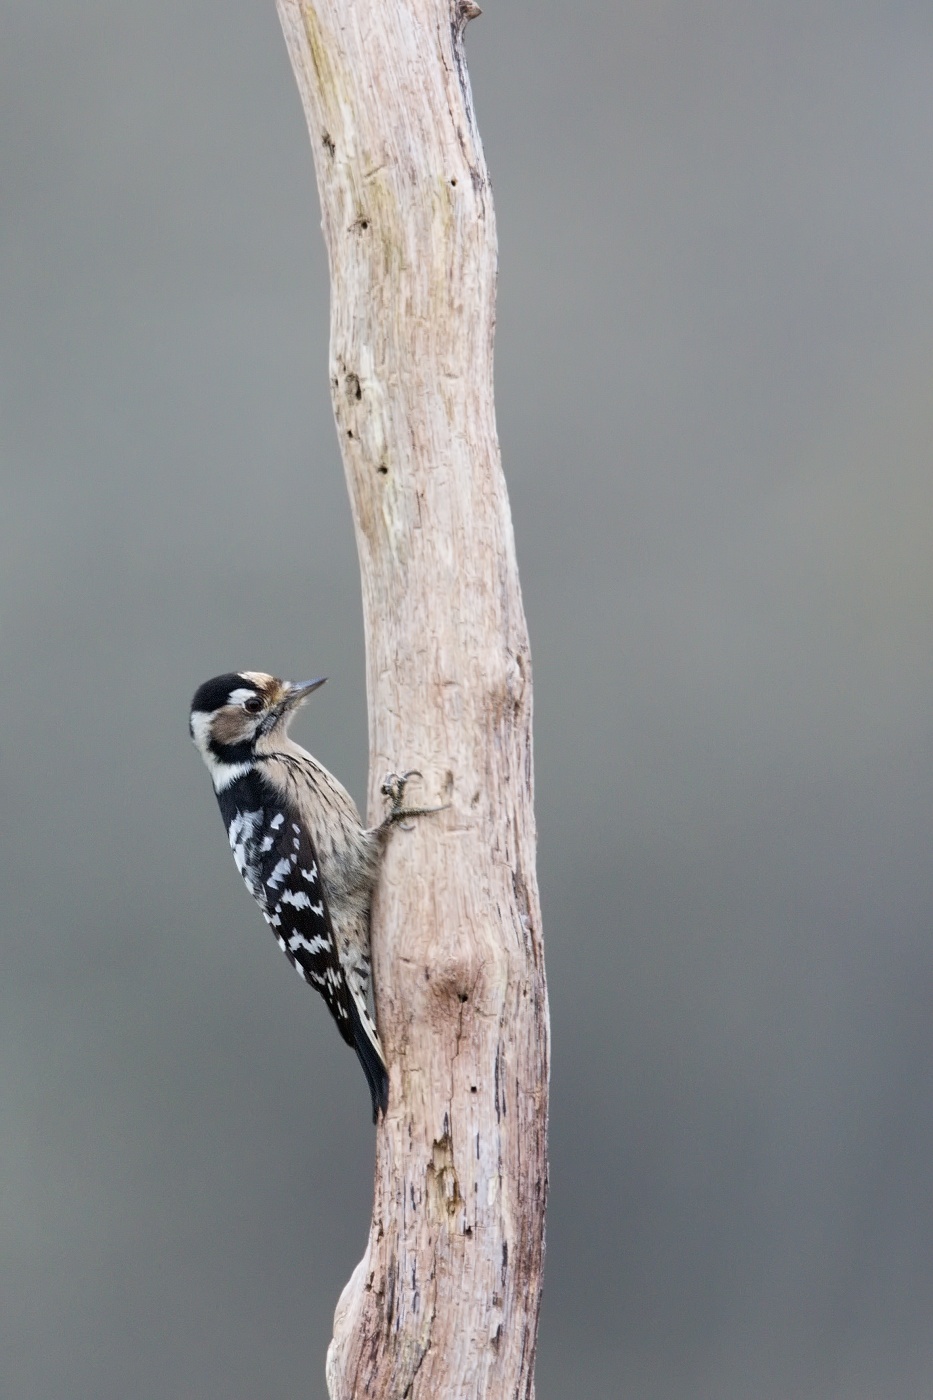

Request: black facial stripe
left=208, top=736, right=256, bottom=767
left=190, top=672, right=259, bottom=715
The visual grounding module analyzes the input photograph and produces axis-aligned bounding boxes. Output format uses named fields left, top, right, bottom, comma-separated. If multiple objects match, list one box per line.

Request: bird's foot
left=381, top=770, right=448, bottom=830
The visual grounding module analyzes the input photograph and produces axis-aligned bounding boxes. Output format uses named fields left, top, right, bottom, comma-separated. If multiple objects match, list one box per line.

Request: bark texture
left=277, top=3, right=549, bottom=1395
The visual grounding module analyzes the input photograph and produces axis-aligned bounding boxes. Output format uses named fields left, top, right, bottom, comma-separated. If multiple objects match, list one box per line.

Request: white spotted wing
left=224, top=795, right=355, bottom=1044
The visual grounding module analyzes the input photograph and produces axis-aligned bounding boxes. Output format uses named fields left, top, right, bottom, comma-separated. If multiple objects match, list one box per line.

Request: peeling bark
left=276, top=2, right=549, bottom=1395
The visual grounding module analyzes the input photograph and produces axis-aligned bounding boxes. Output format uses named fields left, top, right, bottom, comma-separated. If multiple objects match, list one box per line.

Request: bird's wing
left=248, top=806, right=357, bottom=1048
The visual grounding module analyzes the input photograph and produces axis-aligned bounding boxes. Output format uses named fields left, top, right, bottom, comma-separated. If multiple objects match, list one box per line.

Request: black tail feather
left=347, top=996, right=389, bottom=1124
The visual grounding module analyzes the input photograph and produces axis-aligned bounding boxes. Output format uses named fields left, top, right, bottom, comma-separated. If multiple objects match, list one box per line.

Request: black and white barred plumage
left=189, top=670, right=436, bottom=1121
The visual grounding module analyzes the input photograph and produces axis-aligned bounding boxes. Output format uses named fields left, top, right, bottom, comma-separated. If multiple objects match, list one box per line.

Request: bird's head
left=189, top=671, right=326, bottom=788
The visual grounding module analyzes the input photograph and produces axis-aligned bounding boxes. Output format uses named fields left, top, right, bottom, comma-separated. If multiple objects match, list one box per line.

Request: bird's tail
left=347, top=993, right=389, bottom=1124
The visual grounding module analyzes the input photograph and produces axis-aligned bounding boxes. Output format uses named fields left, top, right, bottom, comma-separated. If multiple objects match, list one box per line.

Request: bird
left=189, top=670, right=439, bottom=1121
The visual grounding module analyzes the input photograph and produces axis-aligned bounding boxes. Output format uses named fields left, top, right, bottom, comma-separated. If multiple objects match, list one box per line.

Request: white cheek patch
left=190, top=708, right=253, bottom=791
left=189, top=711, right=213, bottom=754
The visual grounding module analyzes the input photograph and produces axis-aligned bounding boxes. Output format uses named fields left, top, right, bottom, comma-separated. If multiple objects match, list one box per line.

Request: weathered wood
left=276, top=2, right=549, bottom=1394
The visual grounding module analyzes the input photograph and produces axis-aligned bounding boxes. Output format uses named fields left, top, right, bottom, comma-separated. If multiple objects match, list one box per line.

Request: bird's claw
left=380, top=770, right=446, bottom=830
left=381, top=770, right=422, bottom=810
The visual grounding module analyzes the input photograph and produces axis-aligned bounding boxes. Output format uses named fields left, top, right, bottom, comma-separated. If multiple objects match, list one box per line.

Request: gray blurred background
left=4, top=3, right=933, bottom=1396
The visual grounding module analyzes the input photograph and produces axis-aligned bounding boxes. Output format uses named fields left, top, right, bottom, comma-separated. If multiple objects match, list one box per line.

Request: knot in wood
left=426, top=1131, right=462, bottom=1224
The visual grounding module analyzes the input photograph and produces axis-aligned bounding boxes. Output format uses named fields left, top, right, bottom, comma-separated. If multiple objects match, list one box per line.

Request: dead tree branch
left=277, top=2, right=549, bottom=1394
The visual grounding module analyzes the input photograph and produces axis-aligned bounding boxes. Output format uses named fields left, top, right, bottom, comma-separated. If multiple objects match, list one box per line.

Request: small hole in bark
left=346, top=430, right=354, bottom=440
left=322, top=130, right=335, bottom=157
left=470, top=1085, right=477, bottom=1093
left=450, top=177, right=457, bottom=186
left=464, top=1225, right=473, bottom=1237
left=377, top=464, right=388, bottom=475
left=458, top=992, right=468, bottom=1003
left=360, top=219, right=369, bottom=230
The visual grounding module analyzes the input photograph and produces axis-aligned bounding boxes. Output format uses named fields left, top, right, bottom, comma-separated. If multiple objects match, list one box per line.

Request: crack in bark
left=401, top=1291, right=437, bottom=1398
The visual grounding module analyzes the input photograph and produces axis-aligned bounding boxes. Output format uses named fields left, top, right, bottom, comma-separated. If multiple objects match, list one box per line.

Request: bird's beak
left=260, top=677, right=327, bottom=733
left=283, top=676, right=327, bottom=709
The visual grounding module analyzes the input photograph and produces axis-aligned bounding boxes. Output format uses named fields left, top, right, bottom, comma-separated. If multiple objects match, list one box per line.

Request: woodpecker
left=189, top=670, right=439, bottom=1121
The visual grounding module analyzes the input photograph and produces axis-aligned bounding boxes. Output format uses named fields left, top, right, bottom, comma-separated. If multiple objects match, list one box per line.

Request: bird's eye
left=244, top=697, right=263, bottom=714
